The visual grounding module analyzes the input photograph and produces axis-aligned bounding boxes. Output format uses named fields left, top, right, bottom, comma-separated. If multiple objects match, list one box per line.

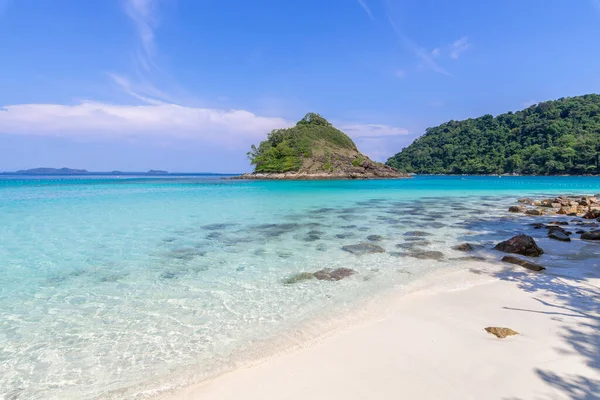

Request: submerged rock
left=494, top=235, right=544, bottom=257
left=453, top=243, right=475, bottom=252
left=518, top=198, right=535, bottom=205
left=313, top=268, right=356, bottom=281
left=341, top=243, right=385, bottom=255
left=509, top=205, right=526, bottom=213
left=367, top=235, right=384, bottom=242
left=283, top=272, right=314, bottom=284
left=402, top=250, right=445, bottom=261
left=581, top=230, right=600, bottom=241
left=501, top=255, right=546, bottom=272
left=485, top=327, right=519, bottom=339
left=404, top=231, right=431, bottom=237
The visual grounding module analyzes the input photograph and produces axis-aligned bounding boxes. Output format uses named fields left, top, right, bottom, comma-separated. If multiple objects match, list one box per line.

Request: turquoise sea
left=1, top=175, right=600, bottom=399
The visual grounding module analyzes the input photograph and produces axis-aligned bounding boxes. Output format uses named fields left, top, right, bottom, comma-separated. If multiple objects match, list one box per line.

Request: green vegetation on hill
left=386, top=94, right=600, bottom=175
left=247, top=113, right=358, bottom=173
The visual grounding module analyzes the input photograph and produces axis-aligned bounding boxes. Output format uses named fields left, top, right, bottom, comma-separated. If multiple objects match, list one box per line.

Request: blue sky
left=1, top=0, right=599, bottom=172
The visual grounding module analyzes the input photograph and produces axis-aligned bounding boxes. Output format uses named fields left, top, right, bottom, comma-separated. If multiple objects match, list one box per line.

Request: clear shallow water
left=1, top=175, right=600, bottom=399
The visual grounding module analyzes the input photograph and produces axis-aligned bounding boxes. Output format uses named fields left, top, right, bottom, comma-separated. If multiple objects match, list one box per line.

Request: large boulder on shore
left=494, top=235, right=544, bottom=257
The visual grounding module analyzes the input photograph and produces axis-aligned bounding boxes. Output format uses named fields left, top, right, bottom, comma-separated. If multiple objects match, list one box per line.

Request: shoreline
left=152, top=199, right=600, bottom=400
left=157, top=256, right=600, bottom=399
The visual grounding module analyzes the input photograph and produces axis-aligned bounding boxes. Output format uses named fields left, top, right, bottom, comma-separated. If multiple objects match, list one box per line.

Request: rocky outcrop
left=494, top=235, right=544, bottom=257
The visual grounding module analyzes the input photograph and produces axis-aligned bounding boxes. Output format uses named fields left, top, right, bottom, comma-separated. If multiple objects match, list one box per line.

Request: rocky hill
left=241, top=113, right=407, bottom=179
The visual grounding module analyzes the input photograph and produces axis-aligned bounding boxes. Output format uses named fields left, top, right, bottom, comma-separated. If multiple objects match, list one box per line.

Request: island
left=14, top=167, right=89, bottom=175
left=239, top=113, right=408, bottom=179
left=386, top=94, right=600, bottom=175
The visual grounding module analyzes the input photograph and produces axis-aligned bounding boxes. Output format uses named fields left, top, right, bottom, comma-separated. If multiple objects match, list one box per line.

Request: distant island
left=5, top=168, right=170, bottom=176
left=386, top=94, right=600, bottom=175
left=241, top=113, right=407, bottom=179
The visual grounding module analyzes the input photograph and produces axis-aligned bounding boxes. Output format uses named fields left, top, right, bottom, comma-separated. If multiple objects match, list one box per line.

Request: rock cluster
left=512, top=195, right=600, bottom=219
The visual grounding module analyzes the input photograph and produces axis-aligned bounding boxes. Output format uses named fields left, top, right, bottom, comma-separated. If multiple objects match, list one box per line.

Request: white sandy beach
left=161, top=257, right=600, bottom=400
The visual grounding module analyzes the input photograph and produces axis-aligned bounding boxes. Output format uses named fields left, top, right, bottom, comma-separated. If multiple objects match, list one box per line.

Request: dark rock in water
left=452, top=256, right=486, bottom=262
left=525, top=209, right=544, bottom=216
left=202, top=223, right=237, bottom=231
left=518, top=198, right=535, bottom=205
left=548, top=230, right=571, bottom=242
left=160, top=271, right=179, bottom=280
left=501, top=255, right=545, bottom=272
left=314, top=207, right=335, bottom=214
left=168, top=248, right=206, bottom=261
left=395, top=242, right=426, bottom=249
left=341, top=225, right=357, bottom=229
left=583, top=210, right=600, bottom=220
left=308, top=230, right=323, bottom=235
left=576, top=230, right=586, bottom=235
left=404, top=231, right=431, bottom=237
left=206, top=232, right=222, bottom=240
left=341, top=243, right=385, bottom=255
left=485, top=327, right=519, bottom=339
left=367, top=235, right=384, bottom=242
left=509, top=205, right=525, bottom=213
left=530, top=223, right=545, bottom=229
left=304, top=234, right=321, bottom=242
left=403, top=250, right=445, bottom=260
left=336, top=233, right=355, bottom=239
left=453, top=243, right=475, bottom=252
left=548, top=221, right=569, bottom=226
left=494, top=235, right=544, bottom=257
left=577, top=222, right=600, bottom=228
left=254, top=248, right=266, bottom=256
left=313, top=268, right=356, bottom=281
left=404, top=237, right=428, bottom=242
left=283, top=272, right=314, bottom=284
left=316, top=244, right=328, bottom=252
left=357, top=227, right=370, bottom=232
left=581, top=230, right=600, bottom=241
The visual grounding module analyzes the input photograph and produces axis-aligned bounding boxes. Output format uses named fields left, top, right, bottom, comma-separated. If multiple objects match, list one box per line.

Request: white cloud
left=0, top=102, right=290, bottom=146
left=340, top=123, right=409, bottom=138
left=431, top=48, right=440, bottom=57
left=450, top=36, right=471, bottom=60
left=357, top=0, right=375, bottom=21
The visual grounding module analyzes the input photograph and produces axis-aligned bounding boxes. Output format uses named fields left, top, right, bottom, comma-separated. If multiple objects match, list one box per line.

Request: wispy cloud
left=384, top=1, right=451, bottom=76
left=0, top=102, right=290, bottom=147
left=395, top=69, right=407, bottom=78
left=357, top=0, right=375, bottom=21
left=593, top=0, right=600, bottom=12
left=450, top=36, right=471, bottom=59
left=431, top=48, right=440, bottom=57
left=340, top=123, right=409, bottom=138
left=124, top=0, right=160, bottom=58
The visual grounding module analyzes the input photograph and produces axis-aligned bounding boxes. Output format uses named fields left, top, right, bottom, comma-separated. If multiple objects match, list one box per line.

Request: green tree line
left=386, top=94, right=600, bottom=175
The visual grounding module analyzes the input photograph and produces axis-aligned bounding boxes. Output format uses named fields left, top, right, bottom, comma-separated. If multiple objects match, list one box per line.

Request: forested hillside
left=386, top=94, right=600, bottom=175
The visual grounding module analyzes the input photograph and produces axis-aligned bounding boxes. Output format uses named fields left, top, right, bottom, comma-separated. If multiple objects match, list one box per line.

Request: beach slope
left=164, top=262, right=600, bottom=400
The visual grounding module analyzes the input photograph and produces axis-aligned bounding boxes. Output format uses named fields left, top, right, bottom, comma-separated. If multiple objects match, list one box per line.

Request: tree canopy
left=386, top=94, right=600, bottom=175
left=248, top=113, right=357, bottom=173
